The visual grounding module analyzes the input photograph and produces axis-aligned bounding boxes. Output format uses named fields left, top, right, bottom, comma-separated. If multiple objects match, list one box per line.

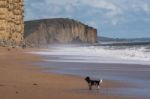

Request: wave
left=31, top=45, right=150, bottom=65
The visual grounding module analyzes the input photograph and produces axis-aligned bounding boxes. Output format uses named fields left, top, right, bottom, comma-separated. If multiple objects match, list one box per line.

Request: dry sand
left=0, top=47, right=145, bottom=99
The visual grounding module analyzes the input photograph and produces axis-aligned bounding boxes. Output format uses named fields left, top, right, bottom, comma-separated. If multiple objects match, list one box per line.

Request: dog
left=85, top=76, right=103, bottom=90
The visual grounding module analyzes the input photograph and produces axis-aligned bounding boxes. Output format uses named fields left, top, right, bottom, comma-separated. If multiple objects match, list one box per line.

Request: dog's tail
left=98, top=79, right=103, bottom=89
left=98, top=79, right=103, bottom=84
left=100, top=79, right=103, bottom=84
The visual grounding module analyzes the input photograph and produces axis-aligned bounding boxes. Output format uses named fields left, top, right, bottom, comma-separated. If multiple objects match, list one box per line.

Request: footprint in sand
left=16, top=91, right=19, bottom=94
left=33, top=83, right=38, bottom=86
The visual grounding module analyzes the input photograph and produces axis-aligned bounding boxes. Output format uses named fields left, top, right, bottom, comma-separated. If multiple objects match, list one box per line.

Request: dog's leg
left=89, top=85, right=92, bottom=90
left=98, top=85, right=100, bottom=89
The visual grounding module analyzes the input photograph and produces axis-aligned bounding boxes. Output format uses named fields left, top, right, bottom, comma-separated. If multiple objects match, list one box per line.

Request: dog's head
left=85, top=76, right=90, bottom=82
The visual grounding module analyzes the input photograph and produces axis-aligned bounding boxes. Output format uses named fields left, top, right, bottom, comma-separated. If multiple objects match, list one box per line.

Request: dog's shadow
left=74, top=88, right=103, bottom=95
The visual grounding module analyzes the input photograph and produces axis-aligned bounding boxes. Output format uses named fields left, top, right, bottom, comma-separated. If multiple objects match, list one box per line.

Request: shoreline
left=0, top=47, right=148, bottom=99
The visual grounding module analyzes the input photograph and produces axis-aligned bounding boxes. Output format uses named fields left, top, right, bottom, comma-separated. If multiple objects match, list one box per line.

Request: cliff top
left=24, top=18, right=97, bottom=38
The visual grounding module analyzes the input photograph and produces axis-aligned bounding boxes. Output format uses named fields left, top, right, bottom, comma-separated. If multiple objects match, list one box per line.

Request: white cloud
left=81, top=0, right=117, bottom=10
left=25, top=0, right=150, bottom=25
left=44, top=0, right=79, bottom=6
left=142, top=3, right=150, bottom=14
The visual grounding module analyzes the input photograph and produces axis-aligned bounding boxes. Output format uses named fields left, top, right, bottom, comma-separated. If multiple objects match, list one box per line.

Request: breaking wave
left=31, top=45, right=150, bottom=65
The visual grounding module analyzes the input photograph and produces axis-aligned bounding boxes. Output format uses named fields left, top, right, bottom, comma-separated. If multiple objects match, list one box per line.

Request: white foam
left=30, top=45, right=150, bottom=65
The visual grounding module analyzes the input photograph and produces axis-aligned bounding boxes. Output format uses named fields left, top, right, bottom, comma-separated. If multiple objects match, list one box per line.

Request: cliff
left=0, top=0, right=24, bottom=47
left=24, top=18, right=97, bottom=47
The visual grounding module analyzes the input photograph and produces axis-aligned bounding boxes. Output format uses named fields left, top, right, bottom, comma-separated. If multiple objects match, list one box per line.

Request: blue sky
left=25, top=0, right=150, bottom=38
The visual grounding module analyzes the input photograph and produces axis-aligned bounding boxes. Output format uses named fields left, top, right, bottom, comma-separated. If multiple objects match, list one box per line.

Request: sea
left=30, top=41, right=150, bottom=98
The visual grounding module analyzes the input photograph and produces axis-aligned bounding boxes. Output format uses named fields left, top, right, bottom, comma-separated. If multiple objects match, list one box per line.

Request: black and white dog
left=85, top=76, right=103, bottom=90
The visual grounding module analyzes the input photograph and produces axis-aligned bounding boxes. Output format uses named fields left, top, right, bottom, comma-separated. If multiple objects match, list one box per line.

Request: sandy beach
left=0, top=47, right=148, bottom=99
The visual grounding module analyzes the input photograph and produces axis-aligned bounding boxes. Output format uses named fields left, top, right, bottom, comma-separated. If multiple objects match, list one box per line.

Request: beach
left=0, top=46, right=149, bottom=99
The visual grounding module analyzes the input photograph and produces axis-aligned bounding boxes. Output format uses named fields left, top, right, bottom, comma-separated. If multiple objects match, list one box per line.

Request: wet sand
left=0, top=47, right=148, bottom=99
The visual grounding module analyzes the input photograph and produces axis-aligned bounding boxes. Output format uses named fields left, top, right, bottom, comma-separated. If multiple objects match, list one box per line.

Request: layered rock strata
left=25, top=18, right=97, bottom=47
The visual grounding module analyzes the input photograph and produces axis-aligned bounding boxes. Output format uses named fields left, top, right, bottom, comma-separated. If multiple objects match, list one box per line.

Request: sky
left=25, top=0, right=150, bottom=38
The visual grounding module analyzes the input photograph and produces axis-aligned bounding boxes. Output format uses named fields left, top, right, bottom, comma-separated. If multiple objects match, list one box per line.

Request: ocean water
left=32, top=44, right=150, bottom=65
left=30, top=43, right=150, bottom=97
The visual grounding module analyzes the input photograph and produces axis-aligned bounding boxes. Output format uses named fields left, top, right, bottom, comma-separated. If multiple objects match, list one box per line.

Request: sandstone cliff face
left=24, top=18, right=97, bottom=47
left=0, top=0, right=24, bottom=47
